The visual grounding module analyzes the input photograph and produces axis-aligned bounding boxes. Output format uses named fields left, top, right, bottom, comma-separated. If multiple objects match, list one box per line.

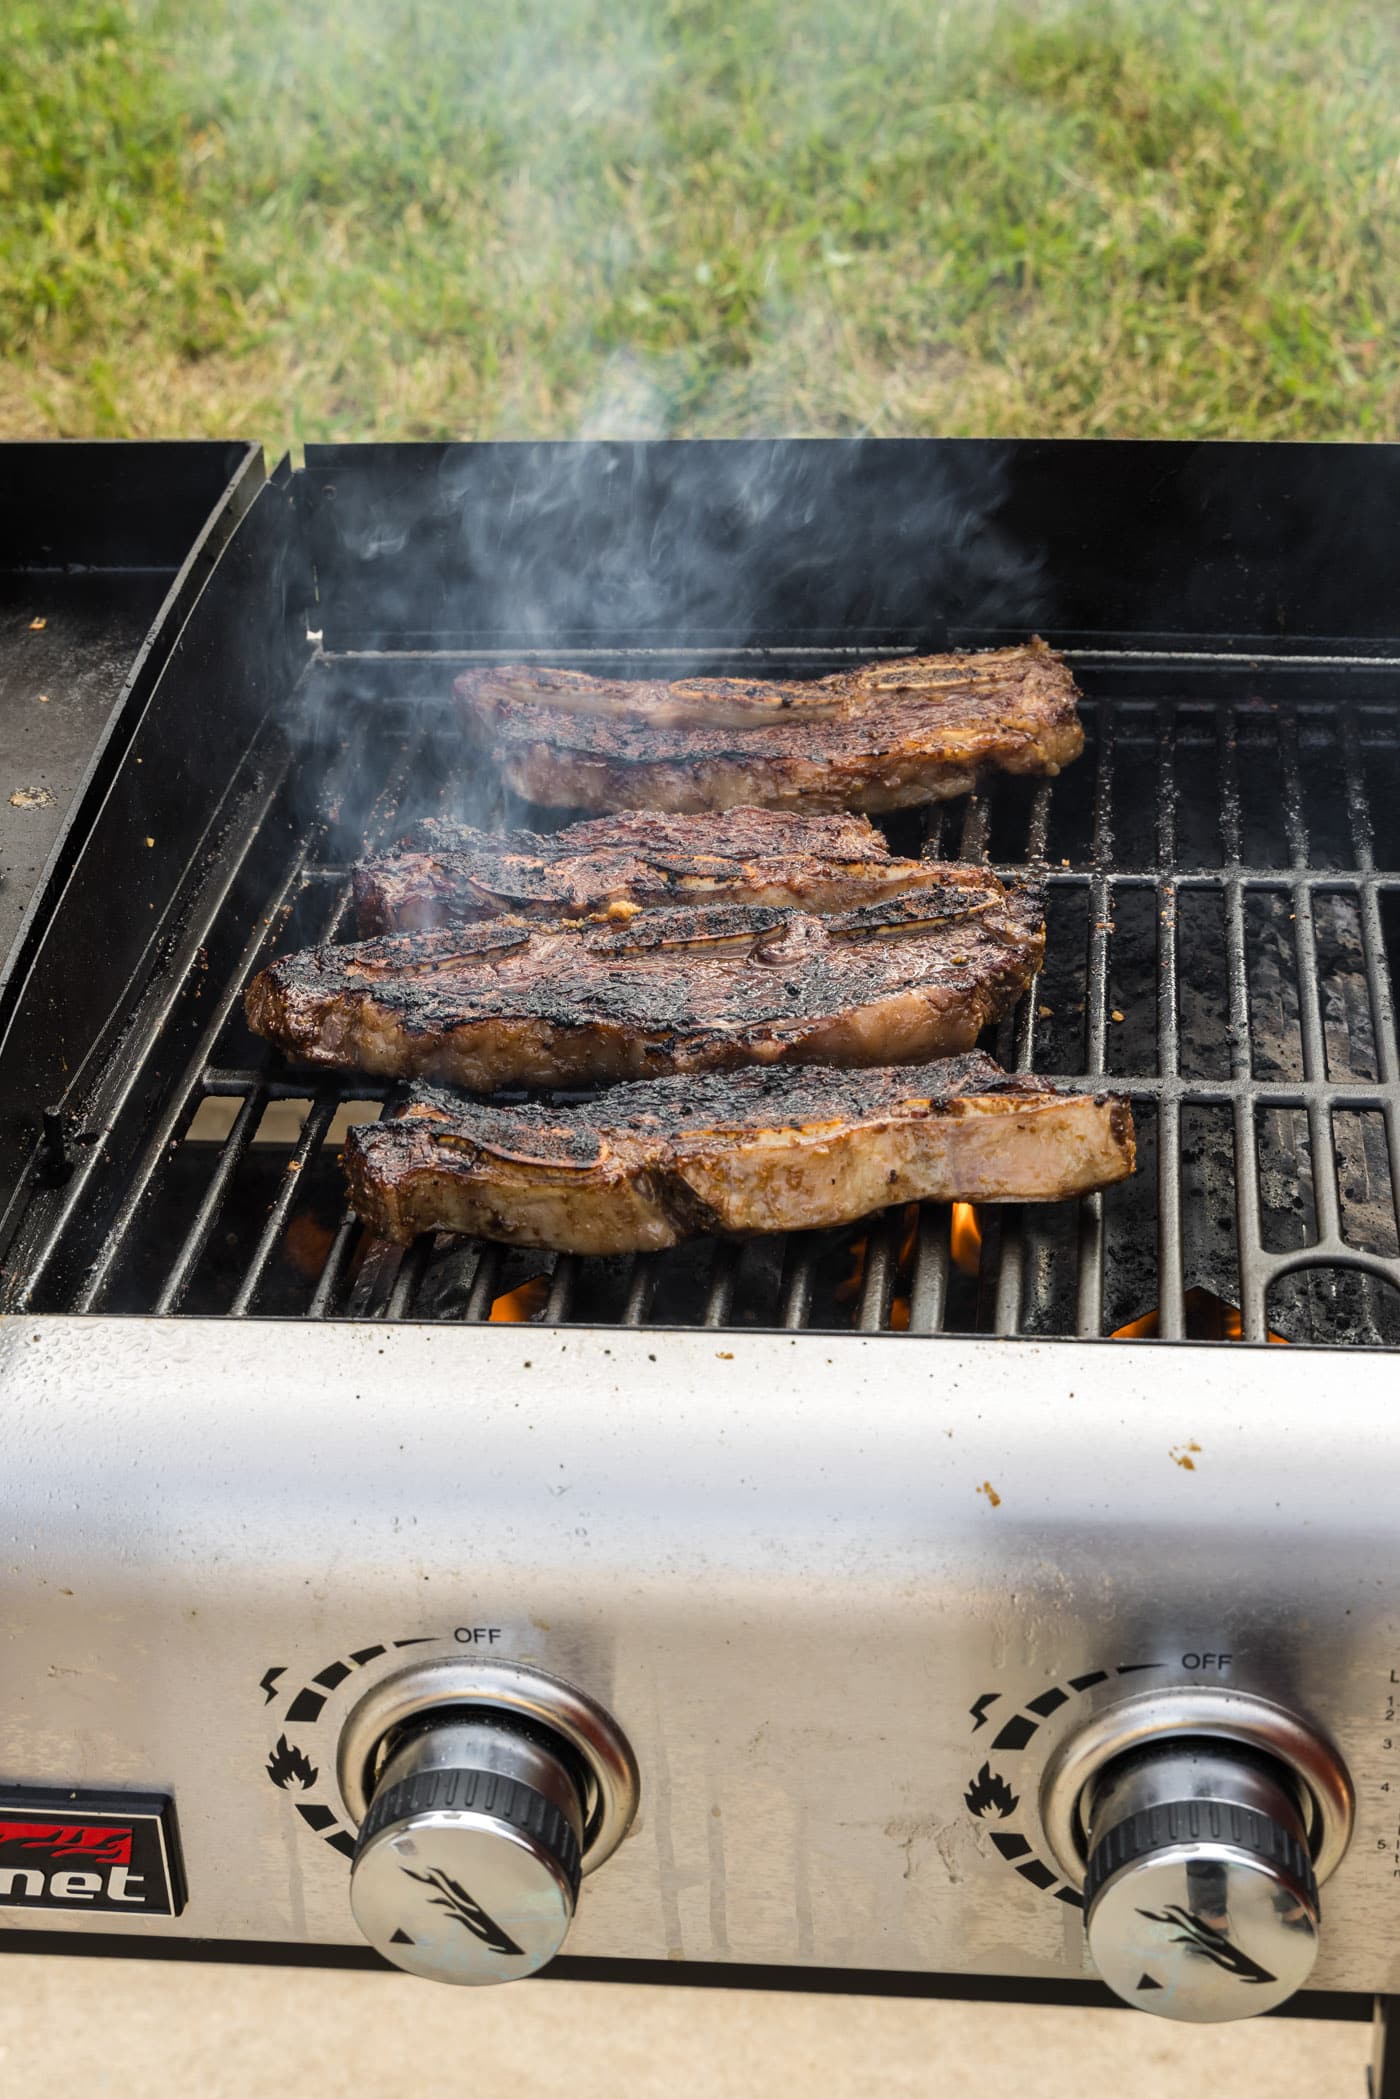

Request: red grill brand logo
left=0, top=1792, right=183, bottom=1917
left=0, top=1821, right=132, bottom=1865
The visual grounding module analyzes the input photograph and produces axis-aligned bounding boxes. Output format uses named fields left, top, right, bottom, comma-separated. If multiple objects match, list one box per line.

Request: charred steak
left=344, top=1055, right=1135, bottom=1253
left=246, top=878, right=1044, bottom=1092
left=454, top=639, right=1083, bottom=814
left=355, top=807, right=975, bottom=934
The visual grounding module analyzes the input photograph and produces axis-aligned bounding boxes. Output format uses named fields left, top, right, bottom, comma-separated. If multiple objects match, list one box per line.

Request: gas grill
left=3, top=441, right=1400, bottom=2080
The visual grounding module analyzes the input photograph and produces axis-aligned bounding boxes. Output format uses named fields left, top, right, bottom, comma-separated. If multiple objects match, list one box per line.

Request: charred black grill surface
left=354, top=807, right=952, bottom=933
left=346, top=1056, right=1135, bottom=1254
left=9, top=659, right=1400, bottom=1344
left=246, top=877, right=1045, bottom=1091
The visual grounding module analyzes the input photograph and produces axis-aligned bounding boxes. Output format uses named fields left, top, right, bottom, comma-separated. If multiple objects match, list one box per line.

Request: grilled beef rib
left=454, top=640, right=1083, bottom=813
left=355, top=807, right=982, bottom=934
left=246, top=878, right=1044, bottom=1092
left=344, top=1054, right=1135, bottom=1253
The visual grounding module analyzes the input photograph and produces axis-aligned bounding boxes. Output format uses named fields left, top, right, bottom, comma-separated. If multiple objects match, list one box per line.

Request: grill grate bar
left=464, top=1244, right=503, bottom=1320
left=1339, top=710, right=1400, bottom=1097
left=780, top=1234, right=822, bottom=1329
left=69, top=719, right=426, bottom=1315
left=988, top=782, right=1054, bottom=1337
left=1075, top=710, right=1115, bottom=1338
left=1153, top=699, right=1185, bottom=1342
left=990, top=1215, right=1023, bottom=1338
left=1341, top=709, right=1379, bottom=879
left=201, top=1070, right=393, bottom=1102
left=386, top=1233, right=435, bottom=1322
left=343, top=1236, right=400, bottom=1319
left=1291, top=885, right=1344, bottom=1249
left=1215, top=705, right=1269, bottom=1342
left=1275, top=710, right=1313, bottom=873
left=71, top=781, right=307, bottom=1311
left=308, top=1210, right=362, bottom=1319
left=958, top=794, right=991, bottom=864
left=704, top=1076, right=1400, bottom=1107
left=922, top=801, right=950, bottom=861
left=622, top=1254, right=658, bottom=1326
left=170, top=862, right=353, bottom=1320
left=1334, top=725, right=1395, bottom=1322
left=159, top=729, right=425, bottom=1316
left=1033, top=868, right=1400, bottom=890
left=229, top=1093, right=340, bottom=1316
left=856, top=1210, right=899, bottom=1333
left=1280, top=710, right=1382, bottom=1346
left=435, top=1241, right=491, bottom=1318
left=907, top=1205, right=952, bottom=1334
left=1074, top=1197, right=1105, bottom=1337
left=1341, top=720, right=1400, bottom=1327
left=545, top=1254, right=577, bottom=1323
left=1024, top=779, right=1054, bottom=863
left=703, top=1242, right=742, bottom=1327
left=153, top=1088, right=268, bottom=1316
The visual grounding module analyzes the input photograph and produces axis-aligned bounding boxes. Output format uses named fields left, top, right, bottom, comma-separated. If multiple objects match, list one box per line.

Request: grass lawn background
left=2, top=0, right=1397, bottom=451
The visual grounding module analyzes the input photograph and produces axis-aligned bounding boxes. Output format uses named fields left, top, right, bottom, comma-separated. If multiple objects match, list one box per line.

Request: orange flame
left=1112, top=1287, right=1288, bottom=1343
left=950, top=1203, right=982, bottom=1276
left=283, top=1212, right=334, bottom=1279
left=489, top=1274, right=549, bottom=1323
left=838, top=1205, right=924, bottom=1312
left=839, top=1203, right=965, bottom=1322
left=1111, top=1306, right=1161, bottom=1340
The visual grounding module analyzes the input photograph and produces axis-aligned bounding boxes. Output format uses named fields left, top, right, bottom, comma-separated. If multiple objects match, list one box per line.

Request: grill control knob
left=349, top=1712, right=587, bottom=1986
left=1083, top=1740, right=1320, bottom=2023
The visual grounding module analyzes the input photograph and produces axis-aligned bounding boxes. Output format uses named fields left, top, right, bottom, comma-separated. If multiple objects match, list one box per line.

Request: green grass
left=2, top=0, right=1398, bottom=447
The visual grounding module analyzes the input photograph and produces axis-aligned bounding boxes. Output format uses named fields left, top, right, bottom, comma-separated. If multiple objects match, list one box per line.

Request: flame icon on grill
left=403, top=1865, right=525, bottom=1958
left=1136, top=1904, right=1278, bottom=1986
left=964, top=1763, right=1019, bottom=1819
left=266, top=1736, right=319, bottom=1790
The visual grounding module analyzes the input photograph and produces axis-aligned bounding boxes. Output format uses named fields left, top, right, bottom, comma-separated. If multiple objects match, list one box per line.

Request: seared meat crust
left=246, top=878, right=1044, bottom=1092
left=344, top=1054, right=1135, bottom=1252
left=355, top=807, right=969, bottom=934
left=455, top=639, right=1083, bottom=814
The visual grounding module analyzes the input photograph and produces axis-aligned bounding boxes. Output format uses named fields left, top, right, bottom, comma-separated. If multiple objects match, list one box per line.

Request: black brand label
left=0, top=1788, right=185, bottom=1917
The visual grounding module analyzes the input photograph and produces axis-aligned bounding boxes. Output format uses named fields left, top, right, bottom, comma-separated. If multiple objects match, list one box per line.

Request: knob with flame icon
left=1083, top=1739, right=1322, bottom=2022
left=267, top=1736, right=319, bottom=1790
left=964, top=1763, right=1019, bottom=1819
left=350, top=1713, right=587, bottom=1986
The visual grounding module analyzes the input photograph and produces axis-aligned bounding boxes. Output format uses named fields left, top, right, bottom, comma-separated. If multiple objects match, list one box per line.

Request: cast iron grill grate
left=23, top=651, right=1400, bottom=1344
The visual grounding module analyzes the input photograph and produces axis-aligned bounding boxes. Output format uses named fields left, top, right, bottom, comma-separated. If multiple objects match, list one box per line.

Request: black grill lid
left=300, top=438, right=1400, bottom=655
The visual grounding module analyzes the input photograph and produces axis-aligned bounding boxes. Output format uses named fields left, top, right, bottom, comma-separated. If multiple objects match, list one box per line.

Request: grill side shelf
left=0, top=460, right=313, bottom=1278
left=0, top=441, right=262, bottom=1020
